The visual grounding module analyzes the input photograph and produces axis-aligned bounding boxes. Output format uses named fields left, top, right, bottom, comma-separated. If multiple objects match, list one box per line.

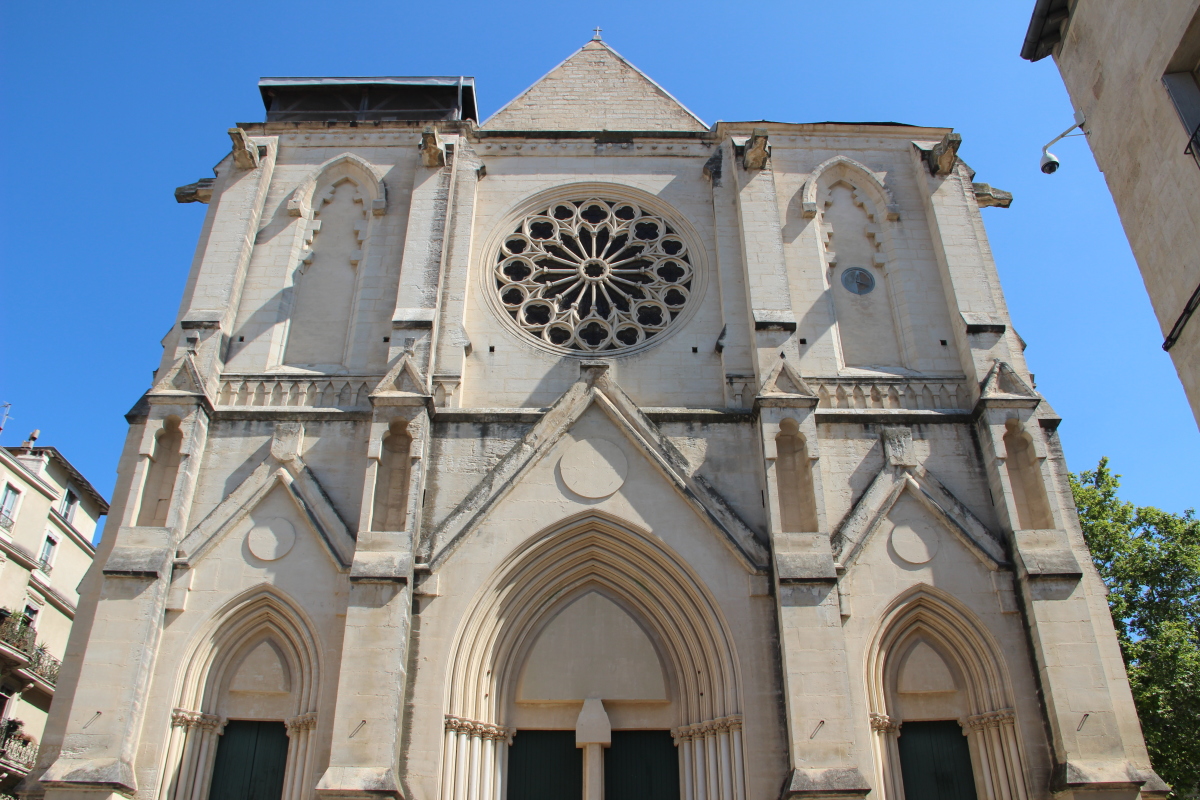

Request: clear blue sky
left=1, top=1, right=1195, bottom=517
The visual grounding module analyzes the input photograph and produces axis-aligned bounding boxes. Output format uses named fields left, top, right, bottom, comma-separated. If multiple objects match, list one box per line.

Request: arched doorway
left=159, top=587, right=321, bottom=800
left=866, top=587, right=1030, bottom=800
left=440, top=514, right=745, bottom=800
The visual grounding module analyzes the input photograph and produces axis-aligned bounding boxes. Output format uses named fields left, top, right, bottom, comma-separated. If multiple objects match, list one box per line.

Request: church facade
left=26, top=38, right=1166, bottom=800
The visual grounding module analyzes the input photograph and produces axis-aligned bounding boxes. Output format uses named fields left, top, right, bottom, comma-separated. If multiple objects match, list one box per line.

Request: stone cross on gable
left=592, top=26, right=602, bottom=41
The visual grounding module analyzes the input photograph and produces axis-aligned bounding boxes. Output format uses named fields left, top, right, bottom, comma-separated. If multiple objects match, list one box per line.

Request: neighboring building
left=0, top=438, right=104, bottom=797
left=1022, top=0, right=1200, bottom=426
left=25, top=37, right=1166, bottom=800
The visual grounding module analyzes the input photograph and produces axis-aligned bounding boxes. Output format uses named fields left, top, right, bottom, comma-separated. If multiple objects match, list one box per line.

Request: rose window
left=494, top=198, right=695, bottom=352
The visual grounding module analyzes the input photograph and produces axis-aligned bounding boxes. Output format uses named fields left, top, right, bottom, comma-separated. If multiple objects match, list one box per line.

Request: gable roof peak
left=482, top=39, right=708, bottom=132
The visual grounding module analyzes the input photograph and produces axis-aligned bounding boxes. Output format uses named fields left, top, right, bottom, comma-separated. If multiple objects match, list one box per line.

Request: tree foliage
left=1070, top=458, right=1200, bottom=798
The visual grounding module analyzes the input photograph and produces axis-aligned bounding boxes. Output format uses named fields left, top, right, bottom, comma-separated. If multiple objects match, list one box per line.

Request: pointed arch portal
left=158, top=586, right=321, bottom=800
left=866, top=586, right=1030, bottom=800
left=441, top=513, right=746, bottom=800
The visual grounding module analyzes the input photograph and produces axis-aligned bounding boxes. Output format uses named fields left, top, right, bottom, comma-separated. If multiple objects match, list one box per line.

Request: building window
left=0, top=685, right=13, bottom=721
left=59, top=489, right=78, bottom=524
left=0, top=484, right=19, bottom=532
left=38, top=534, right=58, bottom=574
left=493, top=197, right=699, bottom=354
left=1163, top=7, right=1200, bottom=168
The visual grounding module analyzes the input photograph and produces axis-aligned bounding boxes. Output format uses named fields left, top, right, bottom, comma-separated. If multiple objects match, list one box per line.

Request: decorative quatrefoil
left=494, top=198, right=695, bottom=353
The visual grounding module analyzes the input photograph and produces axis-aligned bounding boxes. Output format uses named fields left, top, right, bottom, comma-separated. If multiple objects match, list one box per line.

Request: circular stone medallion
left=889, top=522, right=940, bottom=565
left=560, top=438, right=629, bottom=499
left=248, top=517, right=297, bottom=561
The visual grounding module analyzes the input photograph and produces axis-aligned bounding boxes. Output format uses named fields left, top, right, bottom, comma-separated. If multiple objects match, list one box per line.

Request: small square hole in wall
left=383, top=336, right=390, bottom=342
left=692, top=346, right=698, bottom=353
left=940, top=339, right=947, bottom=346
left=237, top=336, right=244, bottom=342
left=489, top=345, right=495, bottom=353
left=799, top=338, right=807, bottom=345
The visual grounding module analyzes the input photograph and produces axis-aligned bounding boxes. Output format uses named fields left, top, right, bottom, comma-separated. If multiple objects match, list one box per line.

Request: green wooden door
left=508, top=730, right=582, bottom=800
left=897, top=721, right=978, bottom=800
left=605, top=731, right=678, bottom=800
left=209, top=720, right=289, bottom=800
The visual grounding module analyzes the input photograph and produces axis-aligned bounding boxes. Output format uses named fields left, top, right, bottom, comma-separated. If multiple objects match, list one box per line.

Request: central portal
left=507, top=729, right=678, bottom=800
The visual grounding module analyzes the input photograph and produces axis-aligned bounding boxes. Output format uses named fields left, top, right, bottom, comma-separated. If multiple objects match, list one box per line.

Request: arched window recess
left=801, top=155, right=900, bottom=221
left=287, top=153, right=386, bottom=220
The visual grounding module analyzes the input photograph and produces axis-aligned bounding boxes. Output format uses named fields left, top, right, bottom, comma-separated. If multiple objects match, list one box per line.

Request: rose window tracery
left=494, top=198, right=695, bottom=352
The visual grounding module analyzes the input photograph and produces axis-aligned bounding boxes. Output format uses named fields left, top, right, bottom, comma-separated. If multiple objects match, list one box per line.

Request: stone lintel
left=350, top=531, right=414, bottom=584
left=180, top=311, right=224, bottom=330
left=781, top=767, right=871, bottom=799
left=961, top=311, right=1006, bottom=334
left=773, top=532, right=837, bottom=584
left=1050, top=760, right=1168, bottom=795
left=316, top=765, right=403, bottom=800
left=40, top=757, right=137, bottom=796
left=392, top=308, right=436, bottom=329
left=753, top=310, right=797, bottom=332
left=349, top=551, right=413, bottom=584
left=101, top=542, right=172, bottom=578
left=1013, top=529, right=1083, bottom=580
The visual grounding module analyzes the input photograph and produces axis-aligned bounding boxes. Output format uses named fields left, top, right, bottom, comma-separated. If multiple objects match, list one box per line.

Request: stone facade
left=0, top=441, right=105, bottom=797
left=1023, top=0, right=1200, bottom=426
left=25, top=37, right=1166, bottom=800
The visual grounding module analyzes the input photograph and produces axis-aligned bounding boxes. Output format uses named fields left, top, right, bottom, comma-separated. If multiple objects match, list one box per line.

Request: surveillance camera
left=1040, top=151, right=1060, bottom=174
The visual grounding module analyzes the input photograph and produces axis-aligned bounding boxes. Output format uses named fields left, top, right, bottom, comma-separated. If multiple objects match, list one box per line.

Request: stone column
left=575, top=700, right=610, bottom=800
left=868, top=713, right=902, bottom=800
left=161, top=709, right=223, bottom=800
left=671, top=717, right=746, bottom=800
left=285, top=712, right=318, bottom=800
left=439, top=717, right=513, bottom=800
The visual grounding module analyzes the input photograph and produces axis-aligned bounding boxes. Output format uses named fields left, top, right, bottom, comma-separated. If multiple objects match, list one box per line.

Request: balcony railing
left=0, top=724, right=36, bottom=771
left=28, top=644, right=61, bottom=685
left=0, top=613, right=36, bottom=654
left=36, top=558, right=53, bottom=576
left=1187, top=122, right=1200, bottom=171
left=0, top=611, right=60, bottom=686
left=0, top=511, right=13, bottom=532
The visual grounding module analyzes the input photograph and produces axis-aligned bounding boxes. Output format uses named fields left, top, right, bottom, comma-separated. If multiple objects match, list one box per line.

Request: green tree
left=1070, top=458, right=1200, bottom=798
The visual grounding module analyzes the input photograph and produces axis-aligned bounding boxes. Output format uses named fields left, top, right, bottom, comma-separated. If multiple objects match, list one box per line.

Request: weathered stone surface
left=33, top=37, right=1161, bottom=800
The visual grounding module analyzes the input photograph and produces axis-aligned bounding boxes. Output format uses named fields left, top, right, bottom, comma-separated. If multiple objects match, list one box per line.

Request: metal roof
left=258, top=76, right=478, bottom=123
left=258, top=76, right=475, bottom=88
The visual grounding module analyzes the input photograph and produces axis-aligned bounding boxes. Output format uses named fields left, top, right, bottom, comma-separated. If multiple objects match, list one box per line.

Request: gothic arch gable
left=178, top=430, right=354, bottom=569
left=801, top=155, right=899, bottom=221
left=287, top=153, right=387, bottom=220
left=425, top=364, right=767, bottom=571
